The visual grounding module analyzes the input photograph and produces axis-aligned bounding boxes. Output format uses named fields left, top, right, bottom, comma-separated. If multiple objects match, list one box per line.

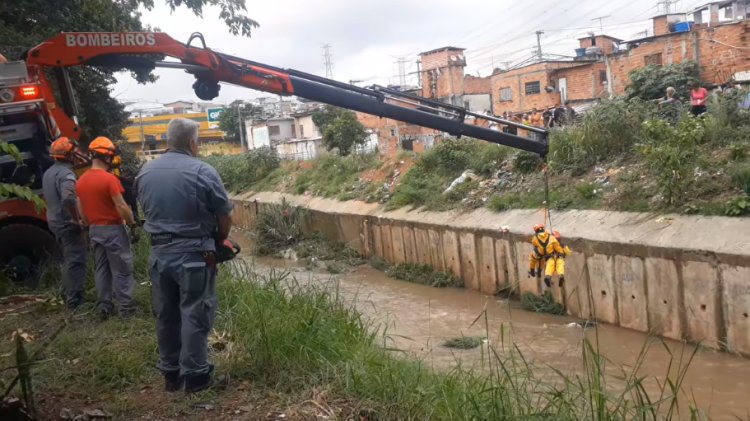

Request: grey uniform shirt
left=42, top=161, right=78, bottom=232
left=136, top=149, right=233, bottom=253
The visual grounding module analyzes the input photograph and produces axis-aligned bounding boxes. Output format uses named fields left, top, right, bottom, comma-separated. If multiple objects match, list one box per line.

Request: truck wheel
left=0, top=223, right=58, bottom=288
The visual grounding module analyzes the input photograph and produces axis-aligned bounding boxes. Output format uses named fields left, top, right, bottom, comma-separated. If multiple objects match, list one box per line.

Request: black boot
left=184, top=365, right=214, bottom=394
left=163, top=370, right=183, bottom=392
left=544, top=277, right=551, bottom=288
left=559, top=276, right=565, bottom=287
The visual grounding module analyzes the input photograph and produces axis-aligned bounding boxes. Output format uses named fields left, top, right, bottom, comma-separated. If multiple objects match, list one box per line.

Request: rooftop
left=577, top=34, right=624, bottom=42
left=419, top=46, right=465, bottom=56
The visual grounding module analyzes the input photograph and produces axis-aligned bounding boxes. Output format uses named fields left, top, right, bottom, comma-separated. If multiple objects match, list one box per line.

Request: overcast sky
left=113, top=0, right=710, bottom=105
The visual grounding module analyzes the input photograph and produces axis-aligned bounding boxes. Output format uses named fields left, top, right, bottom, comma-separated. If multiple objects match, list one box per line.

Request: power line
left=591, top=15, right=611, bottom=34
left=322, top=44, right=334, bottom=79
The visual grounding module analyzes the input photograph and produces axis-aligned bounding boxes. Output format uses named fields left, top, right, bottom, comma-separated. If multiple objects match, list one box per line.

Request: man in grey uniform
left=42, top=137, right=87, bottom=309
left=137, top=118, right=233, bottom=393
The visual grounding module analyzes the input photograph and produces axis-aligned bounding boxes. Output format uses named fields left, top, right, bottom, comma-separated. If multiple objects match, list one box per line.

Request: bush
left=251, top=197, right=304, bottom=255
left=385, top=262, right=462, bottom=287
left=575, top=181, right=598, bottom=200
left=724, top=196, right=750, bottom=216
left=292, top=153, right=378, bottom=198
left=549, top=99, right=657, bottom=175
left=626, top=61, right=700, bottom=101
left=512, top=151, right=543, bottom=174
left=389, top=139, right=511, bottom=209
left=521, top=291, right=566, bottom=315
left=638, top=117, right=703, bottom=206
left=730, top=164, right=750, bottom=195
left=203, top=147, right=281, bottom=192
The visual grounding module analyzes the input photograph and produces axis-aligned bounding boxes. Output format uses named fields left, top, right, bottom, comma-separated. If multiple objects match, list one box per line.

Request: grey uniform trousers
left=52, top=225, right=87, bottom=308
left=89, top=225, right=135, bottom=315
left=150, top=251, right=216, bottom=376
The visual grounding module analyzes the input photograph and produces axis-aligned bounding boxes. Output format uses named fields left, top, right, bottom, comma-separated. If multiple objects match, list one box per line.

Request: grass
left=385, top=262, right=462, bottom=288
left=0, top=236, right=717, bottom=420
left=442, top=336, right=486, bottom=350
left=292, top=153, right=380, bottom=199
left=521, top=291, right=567, bottom=315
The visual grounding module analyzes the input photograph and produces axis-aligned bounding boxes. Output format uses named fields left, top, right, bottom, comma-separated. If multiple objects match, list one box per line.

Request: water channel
left=235, top=233, right=750, bottom=420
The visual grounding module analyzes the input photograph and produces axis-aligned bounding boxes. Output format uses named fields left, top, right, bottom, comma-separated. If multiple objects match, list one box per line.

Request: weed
left=385, top=262, right=462, bottom=288
left=575, top=181, right=598, bottom=200
left=513, top=151, right=544, bottom=174
left=521, top=291, right=566, bottom=315
left=724, top=196, right=750, bottom=216
left=292, top=153, right=379, bottom=198
left=442, top=336, right=486, bottom=350
left=730, top=163, right=750, bottom=195
left=203, top=147, right=280, bottom=192
left=251, top=198, right=304, bottom=256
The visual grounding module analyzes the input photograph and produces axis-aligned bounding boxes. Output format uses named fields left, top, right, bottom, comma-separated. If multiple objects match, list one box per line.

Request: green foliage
left=724, top=196, right=750, bottom=216
left=0, top=141, right=45, bottom=211
left=626, top=61, right=700, bottom=101
left=512, top=151, right=544, bottom=174
left=293, top=153, right=379, bottom=197
left=385, top=262, right=462, bottom=288
left=442, top=336, right=485, bottom=349
left=521, top=291, right=566, bottom=315
left=575, top=181, right=598, bottom=200
left=638, top=118, right=703, bottom=205
left=218, top=101, right=261, bottom=143
left=549, top=99, right=657, bottom=175
left=315, top=108, right=369, bottom=156
left=251, top=198, right=304, bottom=256
left=203, top=148, right=281, bottom=192
left=730, top=164, right=750, bottom=195
left=0, top=0, right=257, bottom=142
left=390, top=139, right=511, bottom=210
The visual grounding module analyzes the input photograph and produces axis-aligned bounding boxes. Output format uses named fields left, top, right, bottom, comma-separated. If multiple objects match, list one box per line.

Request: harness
left=532, top=234, right=549, bottom=260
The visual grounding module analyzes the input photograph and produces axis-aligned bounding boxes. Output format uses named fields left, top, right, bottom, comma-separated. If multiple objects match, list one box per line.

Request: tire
left=0, top=223, right=58, bottom=288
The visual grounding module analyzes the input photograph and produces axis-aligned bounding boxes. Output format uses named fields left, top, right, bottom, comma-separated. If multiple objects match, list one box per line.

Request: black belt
left=150, top=233, right=205, bottom=245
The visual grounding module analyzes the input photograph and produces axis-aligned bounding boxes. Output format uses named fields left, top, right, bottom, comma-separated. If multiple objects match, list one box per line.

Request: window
left=599, top=70, right=608, bottom=84
left=291, top=124, right=296, bottom=138
left=525, top=81, right=541, bottom=95
left=268, top=125, right=280, bottom=136
left=644, top=53, right=662, bottom=66
left=300, top=124, right=305, bottom=137
left=499, top=87, right=512, bottom=101
left=390, top=128, right=396, bottom=137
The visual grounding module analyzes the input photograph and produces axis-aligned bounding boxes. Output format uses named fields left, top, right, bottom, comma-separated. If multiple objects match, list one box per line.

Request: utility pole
left=322, top=44, right=334, bottom=79
left=591, top=15, right=611, bottom=34
left=415, top=60, right=422, bottom=87
left=237, top=102, right=245, bottom=146
left=139, top=111, right=145, bottom=151
left=535, top=31, right=544, bottom=61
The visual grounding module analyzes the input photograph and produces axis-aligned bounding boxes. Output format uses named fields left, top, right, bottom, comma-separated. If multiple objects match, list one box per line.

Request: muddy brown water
left=233, top=234, right=750, bottom=420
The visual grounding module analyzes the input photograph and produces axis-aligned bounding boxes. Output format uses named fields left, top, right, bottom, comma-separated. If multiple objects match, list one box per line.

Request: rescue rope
left=542, top=163, right=553, bottom=230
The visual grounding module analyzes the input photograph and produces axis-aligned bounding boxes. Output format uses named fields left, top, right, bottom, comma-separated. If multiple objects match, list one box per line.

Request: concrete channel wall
left=231, top=192, right=750, bottom=356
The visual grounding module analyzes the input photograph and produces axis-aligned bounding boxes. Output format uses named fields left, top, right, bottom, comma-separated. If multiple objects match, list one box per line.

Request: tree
left=0, top=142, right=45, bottom=211
left=0, top=0, right=258, bottom=144
left=312, top=106, right=369, bottom=156
left=218, top=101, right=261, bottom=143
left=626, top=61, right=701, bottom=102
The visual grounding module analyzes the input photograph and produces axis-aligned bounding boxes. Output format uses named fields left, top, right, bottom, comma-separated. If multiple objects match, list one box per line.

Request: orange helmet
left=50, top=137, right=76, bottom=160
left=89, top=136, right=116, bottom=156
left=553, top=230, right=562, bottom=240
left=533, top=224, right=545, bottom=233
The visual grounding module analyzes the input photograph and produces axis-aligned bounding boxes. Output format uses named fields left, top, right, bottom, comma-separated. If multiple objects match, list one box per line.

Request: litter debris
left=594, top=166, right=606, bottom=175
left=444, top=170, right=478, bottom=193
left=59, top=408, right=74, bottom=419
left=83, top=408, right=111, bottom=419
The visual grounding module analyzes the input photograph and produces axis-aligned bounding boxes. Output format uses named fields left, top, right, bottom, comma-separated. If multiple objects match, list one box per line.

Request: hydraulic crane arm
left=26, top=32, right=548, bottom=156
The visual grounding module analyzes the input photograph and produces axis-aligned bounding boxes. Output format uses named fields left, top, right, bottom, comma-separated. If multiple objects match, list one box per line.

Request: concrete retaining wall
left=232, top=192, right=750, bottom=355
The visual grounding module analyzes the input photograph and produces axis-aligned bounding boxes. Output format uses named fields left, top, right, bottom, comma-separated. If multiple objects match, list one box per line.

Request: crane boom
left=25, top=31, right=548, bottom=156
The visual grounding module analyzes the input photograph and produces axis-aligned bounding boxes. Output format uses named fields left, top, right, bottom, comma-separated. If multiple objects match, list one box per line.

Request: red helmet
left=553, top=230, right=562, bottom=240
left=50, top=137, right=77, bottom=160
left=533, top=224, right=545, bottom=233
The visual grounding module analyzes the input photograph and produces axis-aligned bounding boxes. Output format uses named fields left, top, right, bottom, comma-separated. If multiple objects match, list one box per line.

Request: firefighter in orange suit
left=528, top=224, right=552, bottom=279
left=544, top=230, right=572, bottom=288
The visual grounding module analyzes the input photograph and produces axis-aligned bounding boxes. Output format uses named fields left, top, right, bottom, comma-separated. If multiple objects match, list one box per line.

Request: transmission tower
left=322, top=44, right=334, bottom=79
left=394, top=56, right=408, bottom=87
left=657, top=0, right=680, bottom=14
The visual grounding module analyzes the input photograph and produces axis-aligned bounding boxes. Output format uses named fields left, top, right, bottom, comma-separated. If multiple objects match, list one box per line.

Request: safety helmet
left=89, top=136, right=116, bottom=156
left=533, top=224, right=545, bottom=233
left=553, top=230, right=562, bottom=240
left=50, top=137, right=77, bottom=160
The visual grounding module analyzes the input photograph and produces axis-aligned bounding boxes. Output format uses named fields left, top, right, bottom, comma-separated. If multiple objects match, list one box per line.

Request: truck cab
left=0, top=60, right=59, bottom=284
